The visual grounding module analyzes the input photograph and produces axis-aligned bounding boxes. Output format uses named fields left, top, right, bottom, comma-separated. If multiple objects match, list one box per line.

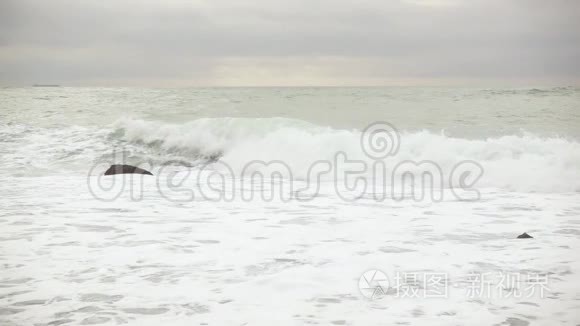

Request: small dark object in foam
left=104, top=164, right=153, bottom=176
left=517, top=232, right=533, bottom=239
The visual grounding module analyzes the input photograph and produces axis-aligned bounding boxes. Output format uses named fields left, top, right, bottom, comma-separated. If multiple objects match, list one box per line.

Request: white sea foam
left=2, top=87, right=580, bottom=326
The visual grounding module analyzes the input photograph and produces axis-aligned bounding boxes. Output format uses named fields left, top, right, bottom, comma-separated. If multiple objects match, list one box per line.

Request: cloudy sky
left=1, top=0, right=579, bottom=86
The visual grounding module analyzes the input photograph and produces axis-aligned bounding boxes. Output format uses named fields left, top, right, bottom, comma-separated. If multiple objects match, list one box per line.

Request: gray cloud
left=1, top=0, right=579, bottom=86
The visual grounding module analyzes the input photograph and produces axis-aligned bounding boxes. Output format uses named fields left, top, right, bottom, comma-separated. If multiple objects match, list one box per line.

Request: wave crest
left=113, top=117, right=580, bottom=192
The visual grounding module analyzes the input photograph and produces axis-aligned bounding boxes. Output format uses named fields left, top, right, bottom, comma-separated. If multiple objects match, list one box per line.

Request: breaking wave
left=112, top=117, right=580, bottom=192
left=2, top=117, right=578, bottom=192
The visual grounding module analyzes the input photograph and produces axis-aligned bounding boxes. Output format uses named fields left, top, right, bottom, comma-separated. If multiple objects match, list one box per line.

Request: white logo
left=359, top=269, right=389, bottom=299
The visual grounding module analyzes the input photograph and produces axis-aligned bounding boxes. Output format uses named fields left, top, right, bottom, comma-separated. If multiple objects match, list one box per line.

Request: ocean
left=1, top=86, right=579, bottom=325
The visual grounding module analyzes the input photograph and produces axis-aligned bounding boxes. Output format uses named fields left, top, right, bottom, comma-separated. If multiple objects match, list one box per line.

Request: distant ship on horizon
left=33, top=84, right=61, bottom=87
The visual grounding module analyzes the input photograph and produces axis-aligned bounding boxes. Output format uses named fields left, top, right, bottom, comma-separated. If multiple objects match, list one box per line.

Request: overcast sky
left=1, top=0, right=579, bottom=86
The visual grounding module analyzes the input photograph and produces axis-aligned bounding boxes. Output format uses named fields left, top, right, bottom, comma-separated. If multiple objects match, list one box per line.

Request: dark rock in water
left=104, top=164, right=153, bottom=176
left=517, top=232, right=533, bottom=239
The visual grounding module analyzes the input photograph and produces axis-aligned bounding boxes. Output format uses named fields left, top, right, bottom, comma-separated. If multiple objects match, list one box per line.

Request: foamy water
left=1, top=87, right=579, bottom=325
